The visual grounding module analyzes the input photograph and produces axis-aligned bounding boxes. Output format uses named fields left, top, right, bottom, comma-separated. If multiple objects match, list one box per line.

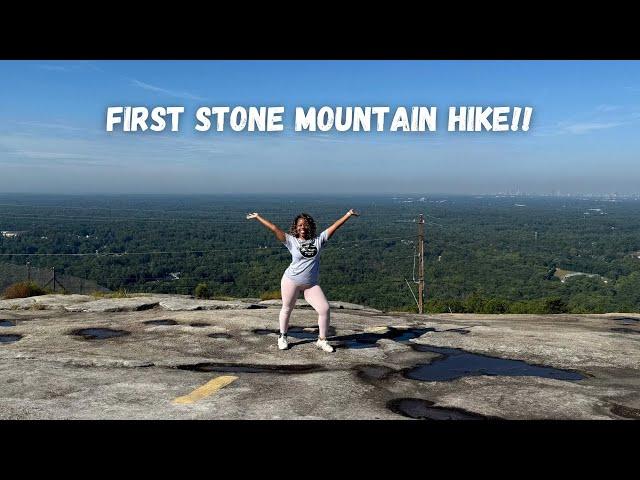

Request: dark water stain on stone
left=176, top=362, right=325, bottom=374
left=208, top=333, right=233, bottom=339
left=387, top=398, right=489, bottom=420
left=0, top=320, right=16, bottom=327
left=405, top=344, right=584, bottom=382
left=611, top=327, right=640, bottom=335
left=144, top=319, right=179, bottom=326
left=445, top=328, right=470, bottom=334
left=612, top=317, right=639, bottom=325
left=0, top=334, right=22, bottom=344
left=247, top=304, right=267, bottom=309
left=190, top=322, right=209, bottom=328
left=71, top=328, right=130, bottom=340
left=610, top=403, right=640, bottom=419
left=355, top=364, right=396, bottom=380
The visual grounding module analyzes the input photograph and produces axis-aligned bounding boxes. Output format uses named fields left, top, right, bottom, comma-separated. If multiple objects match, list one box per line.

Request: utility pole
left=418, top=214, right=425, bottom=314
left=44, top=267, right=65, bottom=293
left=26, top=261, right=31, bottom=282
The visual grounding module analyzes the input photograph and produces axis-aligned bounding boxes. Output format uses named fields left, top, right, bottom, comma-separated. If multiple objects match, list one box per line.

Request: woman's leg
left=303, top=284, right=331, bottom=338
left=279, top=275, right=300, bottom=334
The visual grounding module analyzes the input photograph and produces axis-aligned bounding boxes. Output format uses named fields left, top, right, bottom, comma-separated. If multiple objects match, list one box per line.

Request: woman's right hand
left=246, top=212, right=259, bottom=220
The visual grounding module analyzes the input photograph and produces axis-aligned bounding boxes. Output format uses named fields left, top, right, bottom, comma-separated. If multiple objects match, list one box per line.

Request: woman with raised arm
left=246, top=209, right=359, bottom=352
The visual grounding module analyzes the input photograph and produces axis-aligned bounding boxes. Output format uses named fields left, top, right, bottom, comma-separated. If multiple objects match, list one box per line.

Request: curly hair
left=289, top=213, right=316, bottom=239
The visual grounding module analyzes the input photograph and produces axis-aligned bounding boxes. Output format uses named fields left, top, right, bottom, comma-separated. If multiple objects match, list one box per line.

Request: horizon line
left=0, top=191, right=638, bottom=197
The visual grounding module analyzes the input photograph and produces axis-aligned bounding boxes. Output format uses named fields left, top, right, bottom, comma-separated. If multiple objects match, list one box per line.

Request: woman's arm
left=326, top=208, right=359, bottom=239
left=246, top=212, right=286, bottom=242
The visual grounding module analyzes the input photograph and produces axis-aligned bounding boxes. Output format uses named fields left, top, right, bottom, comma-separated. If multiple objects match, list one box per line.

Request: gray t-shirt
left=282, top=229, right=329, bottom=286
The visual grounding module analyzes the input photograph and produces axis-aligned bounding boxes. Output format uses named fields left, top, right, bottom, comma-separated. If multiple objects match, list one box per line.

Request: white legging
left=279, top=275, right=330, bottom=338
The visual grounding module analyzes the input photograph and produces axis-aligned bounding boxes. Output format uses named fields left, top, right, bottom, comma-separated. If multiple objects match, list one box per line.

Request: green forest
left=1, top=193, right=639, bottom=313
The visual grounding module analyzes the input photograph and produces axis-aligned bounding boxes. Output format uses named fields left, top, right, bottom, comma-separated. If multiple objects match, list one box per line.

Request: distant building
left=1, top=230, right=25, bottom=238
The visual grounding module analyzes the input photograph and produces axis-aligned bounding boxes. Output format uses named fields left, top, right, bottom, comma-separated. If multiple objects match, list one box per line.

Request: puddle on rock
left=208, top=333, right=233, bottom=339
left=0, top=334, right=22, bottom=344
left=71, top=328, right=130, bottom=340
left=289, top=326, right=337, bottom=339
left=0, top=320, right=16, bottom=327
left=387, top=398, right=488, bottom=420
left=405, top=344, right=584, bottom=382
left=285, top=327, right=317, bottom=340
left=610, top=327, right=640, bottom=335
left=387, top=327, right=436, bottom=342
left=335, top=333, right=385, bottom=349
left=612, top=317, right=639, bottom=325
left=334, top=327, right=435, bottom=349
left=144, top=319, right=179, bottom=326
left=189, top=322, right=210, bottom=328
left=253, top=329, right=275, bottom=335
left=610, top=403, right=640, bottom=419
left=176, top=362, right=325, bottom=374
left=355, top=364, right=396, bottom=380
left=253, top=326, right=336, bottom=340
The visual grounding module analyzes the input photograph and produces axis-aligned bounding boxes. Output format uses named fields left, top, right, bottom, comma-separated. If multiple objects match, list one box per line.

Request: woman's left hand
left=348, top=209, right=360, bottom=216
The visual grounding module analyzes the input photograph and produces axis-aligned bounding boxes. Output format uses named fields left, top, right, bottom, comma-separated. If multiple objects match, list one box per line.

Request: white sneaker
left=316, top=338, right=335, bottom=353
left=278, top=334, right=289, bottom=350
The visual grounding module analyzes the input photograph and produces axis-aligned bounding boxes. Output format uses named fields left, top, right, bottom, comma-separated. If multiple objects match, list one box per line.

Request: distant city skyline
left=1, top=60, right=639, bottom=195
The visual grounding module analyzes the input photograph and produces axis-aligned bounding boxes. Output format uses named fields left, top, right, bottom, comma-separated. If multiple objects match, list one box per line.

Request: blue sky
left=0, top=60, right=639, bottom=194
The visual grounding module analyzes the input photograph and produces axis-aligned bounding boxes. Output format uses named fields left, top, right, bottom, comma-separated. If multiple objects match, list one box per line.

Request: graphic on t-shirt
left=299, top=241, right=318, bottom=258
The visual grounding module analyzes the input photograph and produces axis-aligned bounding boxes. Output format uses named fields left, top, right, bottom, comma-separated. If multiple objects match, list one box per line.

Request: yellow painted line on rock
left=173, top=376, right=238, bottom=404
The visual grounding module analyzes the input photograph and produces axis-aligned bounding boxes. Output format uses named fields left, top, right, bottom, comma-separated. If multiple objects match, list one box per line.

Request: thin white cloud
left=537, top=103, right=640, bottom=137
left=595, top=104, right=623, bottom=112
left=0, top=130, right=235, bottom=170
left=8, top=151, right=87, bottom=159
left=14, top=121, right=88, bottom=132
left=34, top=64, right=74, bottom=72
left=77, top=61, right=103, bottom=72
left=533, top=116, right=628, bottom=136
left=562, top=122, right=623, bottom=134
left=131, top=79, right=205, bottom=101
left=32, top=62, right=105, bottom=73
